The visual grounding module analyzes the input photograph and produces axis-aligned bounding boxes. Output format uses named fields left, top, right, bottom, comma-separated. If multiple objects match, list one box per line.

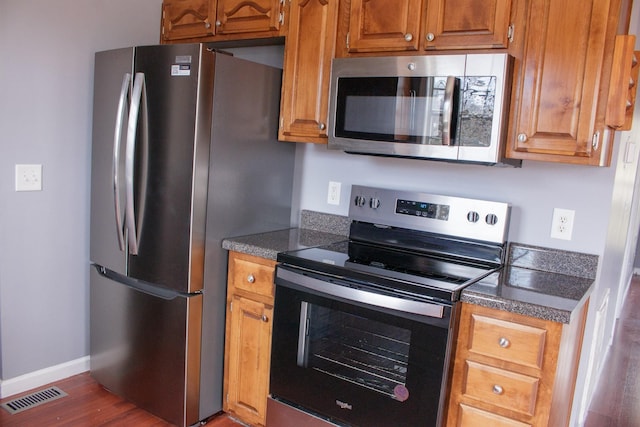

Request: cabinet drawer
left=230, top=256, right=275, bottom=298
left=458, top=403, right=532, bottom=427
left=463, top=361, right=539, bottom=416
left=468, top=313, right=546, bottom=369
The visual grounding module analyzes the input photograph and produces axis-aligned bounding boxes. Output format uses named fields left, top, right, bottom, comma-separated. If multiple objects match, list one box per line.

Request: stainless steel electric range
left=268, top=185, right=511, bottom=427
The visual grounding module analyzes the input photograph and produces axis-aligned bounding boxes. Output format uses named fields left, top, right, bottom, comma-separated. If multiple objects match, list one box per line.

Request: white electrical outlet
left=550, top=208, right=575, bottom=240
left=327, top=181, right=341, bottom=205
left=15, top=164, right=43, bottom=192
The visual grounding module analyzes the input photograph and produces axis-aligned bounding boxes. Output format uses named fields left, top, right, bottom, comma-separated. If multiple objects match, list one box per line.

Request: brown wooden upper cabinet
left=339, top=0, right=515, bottom=55
left=278, top=0, right=339, bottom=143
left=162, top=0, right=216, bottom=41
left=423, top=0, right=514, bottom=50
left=506, top=0, right=624, bottom=166
left=161, top=0, right=285, bottom=43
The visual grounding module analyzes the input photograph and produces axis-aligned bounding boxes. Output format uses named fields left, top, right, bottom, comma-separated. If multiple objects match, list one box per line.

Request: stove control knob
left=485, top=213, right=499, bottom=226
left=370, top=197, right=381, bottom=209
left=354, top=195, right=367, bottom=207
left=467, top=211, right=480, bottom=223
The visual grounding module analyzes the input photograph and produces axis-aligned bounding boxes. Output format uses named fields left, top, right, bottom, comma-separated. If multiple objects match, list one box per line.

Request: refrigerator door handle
left=94, top=264, right=192, bottom=300
left=112, top=73, right=131, bottom=251
left=125, top=72, right=149, bottom=256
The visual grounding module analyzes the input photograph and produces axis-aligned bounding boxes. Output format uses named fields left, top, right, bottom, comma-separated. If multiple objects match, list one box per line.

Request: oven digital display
left=396, top=199, right=449, bottom=221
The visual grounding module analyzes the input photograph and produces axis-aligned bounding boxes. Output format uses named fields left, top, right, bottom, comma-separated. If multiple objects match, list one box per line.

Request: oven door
left=270, top=265, right=454, bottom=427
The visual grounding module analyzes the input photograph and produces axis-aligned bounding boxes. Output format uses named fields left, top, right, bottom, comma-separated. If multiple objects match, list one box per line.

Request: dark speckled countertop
left=461, top=244, right=597, bottom=323
left=222, top=210, right=597, bottom=324
left=222, top=210, right=350, bottom=260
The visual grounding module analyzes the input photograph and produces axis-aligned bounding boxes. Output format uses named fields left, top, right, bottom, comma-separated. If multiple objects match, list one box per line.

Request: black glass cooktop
left=277, top=240, right=500, bottom=303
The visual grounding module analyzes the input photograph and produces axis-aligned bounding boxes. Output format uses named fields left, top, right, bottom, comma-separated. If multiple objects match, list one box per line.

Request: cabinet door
left=225, top=295, right=273, bottom=426
left=215, top=0, right=283, bottom=35
left=347, top=0, right=422, bottom=52
left=506, top=0, right=615, bottom=165
left=161, top=0, right=216, bottom=41
left=279, top=0, right=339, bottom=143
left=423, top=0, right=512, bottom=50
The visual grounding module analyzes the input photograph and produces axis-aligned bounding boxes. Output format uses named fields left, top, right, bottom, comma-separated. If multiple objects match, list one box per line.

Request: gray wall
left=294, top=145, right=617, bottom=255
left=0, top=0, right=163, bottom=380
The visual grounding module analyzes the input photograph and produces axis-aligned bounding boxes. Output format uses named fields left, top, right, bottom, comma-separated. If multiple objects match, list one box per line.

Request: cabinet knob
left=426, top=32, right=435, bottom=42
left=318, top=122, right=326, bottom=131
left=404, top=33, right=413, bottom=42
left=492, top=384, right=504, bottom=395
left=498, top=337, right=510, bottom=348
left=517, top=133, right=528, bottom=143
left=204, top=21, right=212, bottom=29
left=247, top=274, right=255, bottom=283
left=261, top=314, right=269, bottom=322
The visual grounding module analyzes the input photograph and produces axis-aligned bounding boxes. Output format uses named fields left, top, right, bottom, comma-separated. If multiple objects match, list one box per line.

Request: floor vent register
left=1, top=386, right=68, bottom=414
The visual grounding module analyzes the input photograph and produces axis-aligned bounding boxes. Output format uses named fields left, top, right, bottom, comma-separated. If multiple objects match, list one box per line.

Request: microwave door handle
left=441, top=76, right=456, bottom=146
left=112, top=73, right=131, bottom=251
left=409, top=89, right=416, bottom=133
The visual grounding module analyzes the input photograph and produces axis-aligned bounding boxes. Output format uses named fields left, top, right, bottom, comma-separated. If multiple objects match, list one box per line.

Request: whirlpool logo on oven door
left=335, top=400, right=353, bottom=410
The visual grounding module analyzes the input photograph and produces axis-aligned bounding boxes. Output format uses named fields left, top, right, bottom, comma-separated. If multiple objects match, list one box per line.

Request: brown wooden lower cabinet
left=445, top=301, right=588, bottom=426
left=223, top=251, right=277, bottom=427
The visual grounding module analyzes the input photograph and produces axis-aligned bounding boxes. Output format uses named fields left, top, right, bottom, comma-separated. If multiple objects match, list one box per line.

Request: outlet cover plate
left=550, top=208, right=575, bottom=240
left=327, top=181, right=341, bottom=205
left=15, top=164, right=42, bottom=191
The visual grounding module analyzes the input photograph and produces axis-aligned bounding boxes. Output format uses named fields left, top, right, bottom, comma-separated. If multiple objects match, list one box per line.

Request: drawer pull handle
left=247, top=274, right=256, bottom=283
left=499, top=337, right=510, bottom=348
left=492, top=384, right=504, bottom=395
left=261, top=315, right=269, bottom=322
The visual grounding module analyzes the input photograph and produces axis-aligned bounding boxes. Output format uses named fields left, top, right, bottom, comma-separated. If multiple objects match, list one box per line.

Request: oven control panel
left=349, top=185, right=510, bottom=244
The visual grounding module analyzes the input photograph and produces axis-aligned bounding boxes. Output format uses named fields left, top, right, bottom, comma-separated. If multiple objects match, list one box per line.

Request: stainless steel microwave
left=327, top=54, right=520, bottom=166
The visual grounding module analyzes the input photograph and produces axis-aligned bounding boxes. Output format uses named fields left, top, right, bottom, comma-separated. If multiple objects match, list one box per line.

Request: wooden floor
left=0, top=372, right=241, bottom=427
left=2, top=278, right=640, bottom=426
left=583, top=275, right=640, bottom=427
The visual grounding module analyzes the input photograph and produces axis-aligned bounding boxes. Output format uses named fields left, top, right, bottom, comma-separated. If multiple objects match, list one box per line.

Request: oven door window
left=271, top=282, right=452, bottom=427
left=334, top=76, right=459, bottom=145
left=297, top=302, right=411, bottom=400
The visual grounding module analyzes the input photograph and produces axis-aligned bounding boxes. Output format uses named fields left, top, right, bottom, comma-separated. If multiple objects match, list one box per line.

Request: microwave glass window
left=297, top=302, right=411, bottom=400
left=458, top=76, right=497, bottom=147
left=335, top=77, right=456, bottom=145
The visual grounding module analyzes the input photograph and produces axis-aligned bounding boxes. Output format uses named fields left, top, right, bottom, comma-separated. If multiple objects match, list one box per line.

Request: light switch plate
left=15, top=164, right=42, bottom=191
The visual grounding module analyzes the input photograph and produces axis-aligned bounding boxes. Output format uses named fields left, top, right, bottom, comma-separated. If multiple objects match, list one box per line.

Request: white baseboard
left=0, top=356, right=90, bottom=399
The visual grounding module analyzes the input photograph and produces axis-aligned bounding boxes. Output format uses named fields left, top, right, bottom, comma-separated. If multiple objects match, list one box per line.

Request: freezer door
left=126, top=44, right=215, bottom=293
left=90, top=47, right=134, bottom=275
left=90, top=267, right=204, bottom=427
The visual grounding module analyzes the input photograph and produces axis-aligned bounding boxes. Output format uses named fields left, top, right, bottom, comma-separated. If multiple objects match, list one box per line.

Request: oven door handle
left=277, top=267, right=446, bottom=319
left=297, top=301, right=311, bottom=368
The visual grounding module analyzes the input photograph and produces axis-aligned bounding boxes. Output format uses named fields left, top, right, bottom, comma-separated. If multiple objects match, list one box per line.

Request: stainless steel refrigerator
left=89, top=43, right=294, bottom=427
